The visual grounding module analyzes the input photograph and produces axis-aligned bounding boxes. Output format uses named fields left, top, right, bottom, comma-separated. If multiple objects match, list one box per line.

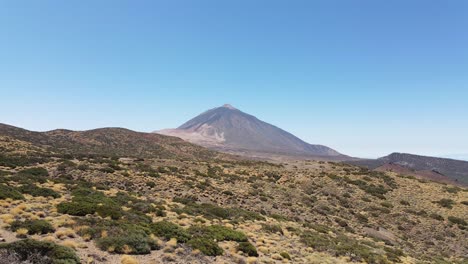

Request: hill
left=349, top=152, right=468, bottom=186
left=0, top=123, right=225, bottom=164
left=156, top=104, right=347, bottom=161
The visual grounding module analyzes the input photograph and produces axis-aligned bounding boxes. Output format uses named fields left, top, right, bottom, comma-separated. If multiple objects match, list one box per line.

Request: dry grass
left=120, top=255, right=139, bottom=264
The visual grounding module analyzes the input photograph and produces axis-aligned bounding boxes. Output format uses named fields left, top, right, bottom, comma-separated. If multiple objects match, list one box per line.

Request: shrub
left=280, top=251, right=291, bottom=260
left=429, top=213, right=444, bottom=221
left=300, top=231, right=396, bottom=263
left=96, top=205, right=123, bottom=220
left=175, top=202, right=264, bottom=221
left=0, top=239, right=80, bottom=264
left=189, top=225, right=247, bottom=242
left=399, top=200, right=410, bottom=206
left=0, top=184, right=24, bottom=200
left=0, top=154, right=49, bottom=168
left=18, top=184, right=60, bottom=198
left=261, top=224, right=283, bottom=234
left=188, top=237, right=223, bottom=256
left=76, top=218, right=157, bottom=254
left=380, top=201, right=393, bottom=208
left=145, top=181, right=156, bottom=188
left=150, top=221, right=190, bottom=243
left=448, top=216, right=467, bottom=227
left=237, top=242, right=258, bottom=257
left=96, top=233, right=157, bottom=254
left=433, top=199, right=455, bottom=209
left=57, top=187, right=124, bottom=219
left=57, top=161, right=76, bottom=172
left=57, top=202, right=97, bottom=216
left=10, top=220, right=55, bottom=235
left=19, top=167, right=49, bottom=177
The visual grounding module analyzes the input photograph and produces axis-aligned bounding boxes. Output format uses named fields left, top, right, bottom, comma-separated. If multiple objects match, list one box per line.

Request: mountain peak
left=222, top=104, right=237, bottom=110
left=157, top=105, right=345, bottom=159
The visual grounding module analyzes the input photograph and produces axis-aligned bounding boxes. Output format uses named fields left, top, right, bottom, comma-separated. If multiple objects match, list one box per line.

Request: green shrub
left=95, top=204, right=123, bottom=220
left=96, top=233, right=157, bottom=254
left=146, top=181, right=156, bottom=188
left=0, top=155, right=48, bottom=168
left=57, top=201, right=97, bottom=216
left=150, top=221, right=190, bottom=242
left=0, top=239, right=80, bottom=264
left=433, top=199, right=455, bottom=209
left=188, top=237, right=224, bottom=256
left=10, top=220, right=55, bottom=235
left=380, top=201, right=393, bottom=208
left=19, top=167, right=49, bottom=177
left=189, top=225, right=247, bottom=242
left=444, top=186, right=461, bottom=194
left=429, top=213, right=444, bottom=221
left=57, top=187, right=124, bottom=219
left=0, top=184, right=24, bottom=200
left=280, top=251, right=291, bottom=260
left=237, top=242, right=258, bottom=257
left=399, top=200, right=410, bottom=206
left=175, top=202, right=264, bottom=221
left=261, top=224, right=283, bottom=234
left=57, top=160, right=76, bottom=172
left=448, top=216, right=467, bottom=227
left=18, top=184, right=60, bottom=198
left=300, top=231, right=397, bottom=263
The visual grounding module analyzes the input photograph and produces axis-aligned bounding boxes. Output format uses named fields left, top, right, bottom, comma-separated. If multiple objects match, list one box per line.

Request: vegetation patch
left=0, top=184, right=24, bottom=200
left=237, top=241, right=258, bottom=257
left=150, top=221, right=190, bottom=242
left=433, top=199, right=455, bottom=209
left=0, top=239, right=80, bottom=264
left=187, top=237, right=223, bottom=256
left=174, top=202, right=264, bottom=221
left=18, top=184, right=60, bottom=198
left=188, top=225, right=247, bottom=242
left=300, top=230, right=403, bottom=263
left=10, top=220, right=55, bottom=235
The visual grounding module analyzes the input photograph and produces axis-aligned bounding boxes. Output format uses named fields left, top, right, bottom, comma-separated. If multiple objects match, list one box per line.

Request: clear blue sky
left=1, top=1, right=467, bottom=159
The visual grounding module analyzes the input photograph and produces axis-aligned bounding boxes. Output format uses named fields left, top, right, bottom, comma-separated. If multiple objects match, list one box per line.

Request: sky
left=0, top=1, right=467, bottom=159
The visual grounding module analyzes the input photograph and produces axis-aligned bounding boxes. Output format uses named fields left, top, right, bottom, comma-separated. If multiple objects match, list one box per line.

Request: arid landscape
left=2, top=2, right=468, bottom=263
left=0, top=122, right=467, bottom=263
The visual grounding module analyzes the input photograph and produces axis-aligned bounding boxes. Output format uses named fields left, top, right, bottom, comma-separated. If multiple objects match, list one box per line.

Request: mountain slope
left=349, top=152, right=468, bottom=185
left=0, top=123, right=224, bottom=160
left=157, top=104, right=345, bottom=160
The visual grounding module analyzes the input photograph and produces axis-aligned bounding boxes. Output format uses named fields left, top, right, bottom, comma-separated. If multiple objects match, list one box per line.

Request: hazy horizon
left=1, top=1, right=467, bottom=159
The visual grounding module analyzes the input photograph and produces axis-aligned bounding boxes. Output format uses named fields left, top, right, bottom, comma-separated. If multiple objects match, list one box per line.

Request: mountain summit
left=156, top=104, right=345, bottom=160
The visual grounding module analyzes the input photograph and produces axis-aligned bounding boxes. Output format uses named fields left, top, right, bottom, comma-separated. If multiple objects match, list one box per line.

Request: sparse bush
left=261, top=224, right=283, bottom=234
left=174, top=202, right=264, bottom=221
left=448, top=216, right=467, bottom=227
left=429, top=213, right=444, bottom=221
left=18, top=184, right=60, bottom=198
left=145, top=181, right=156, bottom=188
left=19, top=167, right=49, bottom=177
left=96, top=233, right=157, bottom=254
left=433, top=199, right=455, bottom=209
left=280, top=251, right=291, bottom=260
left=150, top=221, right=190, bottom=243
left=188, top=237, right=223, bottom=256
left=189, top=225, right=247, bottom=242
left=0, top=239, right=80, bottom=264
left=57, top=201, right=97, bottom=216
left=0, top=184, right=24, bottom=200
left=10, top=220, right=55, bottom=235
left=237, top=242, right=258, bottom=257
left=399, top=200, right=410, bottom=206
